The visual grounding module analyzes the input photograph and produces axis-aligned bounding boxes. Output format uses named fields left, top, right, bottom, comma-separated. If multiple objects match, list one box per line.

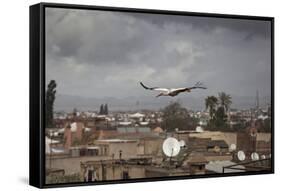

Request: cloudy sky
left=46, top=7, right=271, bottom=110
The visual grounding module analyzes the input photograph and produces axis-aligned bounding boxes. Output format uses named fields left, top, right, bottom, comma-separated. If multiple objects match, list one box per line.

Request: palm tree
left=218, top=92, right=232, bottom=112
left=205, top=96, right=218, bottom=119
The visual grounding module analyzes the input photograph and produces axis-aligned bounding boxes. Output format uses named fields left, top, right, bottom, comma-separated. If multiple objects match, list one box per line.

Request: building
left=64, top=122, right=85, bottom=150
left=81, top=158, right=152, bottom=181
left=94, top=139, right=139, bottom=159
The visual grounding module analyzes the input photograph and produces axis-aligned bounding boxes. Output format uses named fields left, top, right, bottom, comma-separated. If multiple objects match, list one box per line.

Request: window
left=122, top=171, right=129, bottom=179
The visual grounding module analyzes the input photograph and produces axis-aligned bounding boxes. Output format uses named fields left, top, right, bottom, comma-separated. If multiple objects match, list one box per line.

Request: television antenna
left=251, top=152, right=259, bottom=161
left=237, top=150, right=246, bottom=161
left=229, top=144, right=237, bottom=152
left=162, top=137, right=181, bottom=157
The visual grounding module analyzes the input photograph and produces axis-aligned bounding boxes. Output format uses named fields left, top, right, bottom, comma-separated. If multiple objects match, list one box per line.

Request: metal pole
left=169, top=148, right=174, bottom=166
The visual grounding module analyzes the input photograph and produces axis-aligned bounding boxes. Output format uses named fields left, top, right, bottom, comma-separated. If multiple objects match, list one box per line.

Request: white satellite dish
left=196, top=126, right=204, bottom=133
left=179, top=140, right=186, bottom=147
left=261, top=155, right=266, bottom=159
left=229, top=144, right=237, bottom=152
left=162, top=137, right=181, bottom=157
left=269, top=154, right=271, bottom=158
left=237, top=150, right=246, bottom=161
left=251, top=152, right=259, bottom=161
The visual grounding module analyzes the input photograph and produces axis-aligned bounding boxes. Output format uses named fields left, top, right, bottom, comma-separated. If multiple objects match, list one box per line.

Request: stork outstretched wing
left=189, top=82, right=207, bottom=90
left=170, top=82, right=207, bottom=94
left=140, top=82, right=169, bottom=93
left=140, top=81, right=206, bottom=97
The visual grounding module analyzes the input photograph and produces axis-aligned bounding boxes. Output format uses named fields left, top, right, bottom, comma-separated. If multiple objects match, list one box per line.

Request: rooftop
left=95, top=139, right=138, bottom=143
left=206, top=160, right=245, bottom=173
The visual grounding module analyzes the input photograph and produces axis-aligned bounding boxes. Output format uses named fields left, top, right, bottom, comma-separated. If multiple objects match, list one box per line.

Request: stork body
left=140, top=82, right=206, bottom=97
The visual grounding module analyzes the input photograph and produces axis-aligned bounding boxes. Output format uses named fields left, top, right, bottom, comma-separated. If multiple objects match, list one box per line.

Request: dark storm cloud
left=46, top=9, right=163, bottom=66
left=46, top=7, right=271, bottom=106
left=128, top=12, right=271, bottom=39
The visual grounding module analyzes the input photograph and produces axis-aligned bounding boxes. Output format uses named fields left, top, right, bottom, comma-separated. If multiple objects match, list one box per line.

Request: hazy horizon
left=53, top=93, right=271, bottom=112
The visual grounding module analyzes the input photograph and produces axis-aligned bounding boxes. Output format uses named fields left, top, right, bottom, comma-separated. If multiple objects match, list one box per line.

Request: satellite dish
left=196, top=126, right=204, bottom=133
left=179, top=140, right=186, bottom=147
left=229, top=144, right=237, bottom=152
left=251, top=152, right=259, bottom=161
left=269, top=154, right=271, bottom=158
left=261, top=155, right=266, bottom=159
left=162, top=137, right=181, bottom=157
left=237, top=150, right=246, bottom=161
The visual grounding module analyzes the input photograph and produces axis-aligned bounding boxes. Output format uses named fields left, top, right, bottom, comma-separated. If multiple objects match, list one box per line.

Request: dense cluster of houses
left=46, top=107, right=272, bottom=183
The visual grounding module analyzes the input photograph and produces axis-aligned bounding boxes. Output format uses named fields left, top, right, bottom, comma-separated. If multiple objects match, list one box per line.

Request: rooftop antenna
left=256, top=90, right=259, bottom=109
left=162, top=137, right=181, bottom=165
left=251, top=152, right=259, bottom=161
left=237, top=150, right=246, bottom=161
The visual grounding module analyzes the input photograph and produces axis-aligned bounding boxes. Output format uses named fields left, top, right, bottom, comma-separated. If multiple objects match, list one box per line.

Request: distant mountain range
left=54, top=94, right=271, bottom=112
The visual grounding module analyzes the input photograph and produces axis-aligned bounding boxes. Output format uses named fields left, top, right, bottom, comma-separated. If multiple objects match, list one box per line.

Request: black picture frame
left=30, top=2, right=274, bottom=188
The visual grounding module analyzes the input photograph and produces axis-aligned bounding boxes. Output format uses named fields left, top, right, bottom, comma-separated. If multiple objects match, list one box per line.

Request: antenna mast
left=256, top=90, right=259, bottom=109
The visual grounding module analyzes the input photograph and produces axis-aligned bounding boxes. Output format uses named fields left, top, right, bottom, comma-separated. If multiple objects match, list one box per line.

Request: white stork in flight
left=140, top=81, right=207, bottom=97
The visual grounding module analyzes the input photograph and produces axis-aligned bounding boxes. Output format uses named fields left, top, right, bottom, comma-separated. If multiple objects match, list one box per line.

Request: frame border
left=29, top=2, right=274, bottom=188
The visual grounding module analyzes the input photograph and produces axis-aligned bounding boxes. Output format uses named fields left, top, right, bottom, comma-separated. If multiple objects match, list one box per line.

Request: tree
left=73, top=108, right=78, bottom=117
left=104, top=104, right=108, bottom=115
left=205, top=96, right=218, bottom=120
left=46, top=80, right=57, bottom=128
left=205, top=94, right=232, bottom=131
left=99, top=104, right=108, bottom=115
left=214, top=106, right=228, bottom=129
left=258, top=118, right=271, bottom=133
left=218, top=92, right=232, bottom=112
left=99, top=104, right=104, bottom=115
left=161, top=102, right=196, bottom=132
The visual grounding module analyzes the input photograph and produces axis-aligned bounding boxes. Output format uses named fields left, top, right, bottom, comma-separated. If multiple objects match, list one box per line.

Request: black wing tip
left=193, top=81, right=207, bottom=89
left=140, top=82, right=149, bottom=89
left=196, top=86, right=207, bottom=89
